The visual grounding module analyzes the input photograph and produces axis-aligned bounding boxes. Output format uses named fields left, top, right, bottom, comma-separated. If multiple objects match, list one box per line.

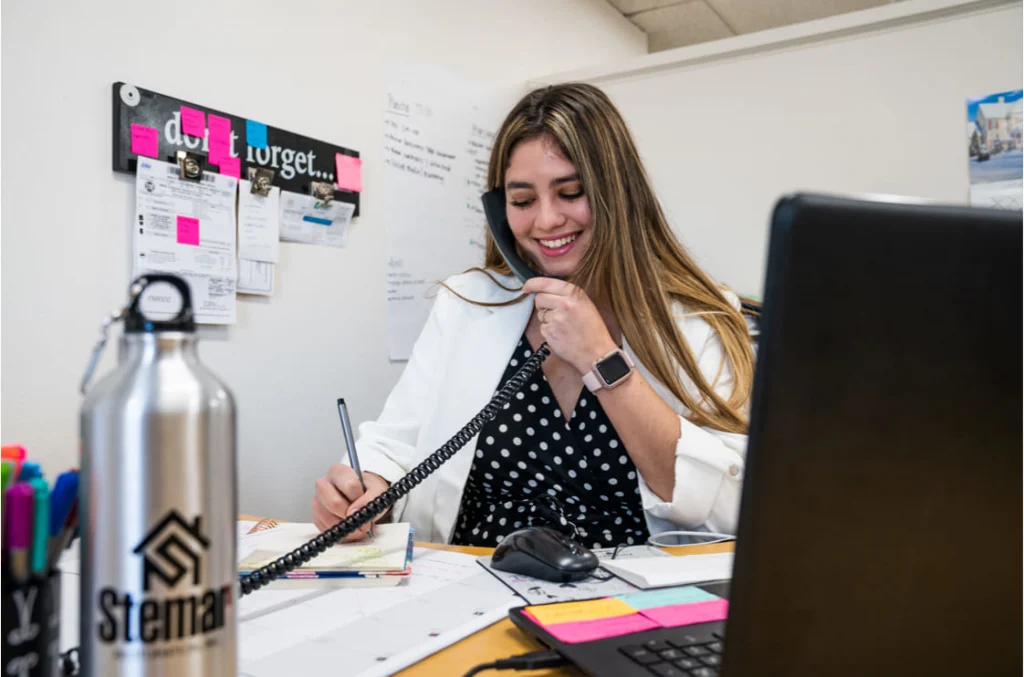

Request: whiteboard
left=534, top=0, right=1023, bottom=295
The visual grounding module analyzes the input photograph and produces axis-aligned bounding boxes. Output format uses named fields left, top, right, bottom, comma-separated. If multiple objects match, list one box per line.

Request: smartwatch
left=582, top=348, right=635, bottom=393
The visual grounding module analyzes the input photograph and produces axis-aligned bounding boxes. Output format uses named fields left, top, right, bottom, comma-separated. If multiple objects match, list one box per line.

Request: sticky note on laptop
left=525, top=598, right=635, bottom=625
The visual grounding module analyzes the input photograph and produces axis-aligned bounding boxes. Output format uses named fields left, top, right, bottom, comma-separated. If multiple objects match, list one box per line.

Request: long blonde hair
left=463, top=83, right=754, bottom=434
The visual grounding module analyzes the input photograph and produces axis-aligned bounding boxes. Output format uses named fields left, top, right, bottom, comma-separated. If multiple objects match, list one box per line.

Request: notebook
left=238, top=522, right=414, bottom=588
left=601, top=553, right=734, bottom=589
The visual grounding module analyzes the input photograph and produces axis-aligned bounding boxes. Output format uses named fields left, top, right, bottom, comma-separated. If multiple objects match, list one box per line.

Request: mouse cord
left=462, top=650, right=567, bottom=677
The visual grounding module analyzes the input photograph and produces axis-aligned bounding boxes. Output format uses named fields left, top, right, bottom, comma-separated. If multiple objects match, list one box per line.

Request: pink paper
left=176, top=215, right=200, bottom=246
left=130, top=124, right=159, bottom=158
left=208, top=138, right=230, bottom=164
left=525, top=610, right=658, bottom=644
left=208, top=114, right=231, bottom=140
left=640, top=599, right=730, bottom=628
left=335, top=153, right=362, bottom=192
left=217, top=156, right=241, bottom=180
left=181, top=106, right=206, bottom=137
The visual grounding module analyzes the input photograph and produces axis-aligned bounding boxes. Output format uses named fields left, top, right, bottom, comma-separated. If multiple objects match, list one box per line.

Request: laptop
left=509, top=193, right=1023, bottom=676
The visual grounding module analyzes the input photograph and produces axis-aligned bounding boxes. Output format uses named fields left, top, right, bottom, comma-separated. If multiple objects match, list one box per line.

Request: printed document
left=279, top=190, right=355, bottom=248
left=134, top=158, right=238, bottom=324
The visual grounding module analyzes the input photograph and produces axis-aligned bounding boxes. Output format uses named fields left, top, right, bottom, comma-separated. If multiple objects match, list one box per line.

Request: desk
left=239, top=515, right=734, bottom=677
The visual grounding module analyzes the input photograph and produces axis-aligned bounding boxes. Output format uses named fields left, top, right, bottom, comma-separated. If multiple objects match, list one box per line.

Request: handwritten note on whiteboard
left=383, top=64, right=507, bottom=360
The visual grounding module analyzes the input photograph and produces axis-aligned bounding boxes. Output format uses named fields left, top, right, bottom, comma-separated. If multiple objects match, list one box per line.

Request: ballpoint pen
left=336, top=398, right=373, bottom=540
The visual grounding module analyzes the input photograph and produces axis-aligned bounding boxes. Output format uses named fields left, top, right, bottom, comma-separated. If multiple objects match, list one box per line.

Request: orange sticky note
left=525, top=598, right=635, bottom=626
left=130, top=124, right=159, bottom=158
left=176, top=215, right=200, bottom=246
left=335, top=153, right=362, bottom=192
left=181, top=106, right=205, bottom=137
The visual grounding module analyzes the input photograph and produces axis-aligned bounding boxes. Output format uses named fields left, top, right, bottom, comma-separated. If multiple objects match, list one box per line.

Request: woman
left=312, top=83, right=754, bottom=549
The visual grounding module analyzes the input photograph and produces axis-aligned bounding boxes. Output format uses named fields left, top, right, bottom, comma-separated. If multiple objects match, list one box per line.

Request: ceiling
left=606, top=0, right=898, bottom=52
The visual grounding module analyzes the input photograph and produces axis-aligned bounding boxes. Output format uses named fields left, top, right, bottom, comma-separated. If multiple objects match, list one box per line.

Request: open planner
left=238, top=522, right=414, bottom=587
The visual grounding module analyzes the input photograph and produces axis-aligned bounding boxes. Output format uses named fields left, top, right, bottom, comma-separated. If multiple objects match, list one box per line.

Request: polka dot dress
left=451, top=335, right=649, bottom=550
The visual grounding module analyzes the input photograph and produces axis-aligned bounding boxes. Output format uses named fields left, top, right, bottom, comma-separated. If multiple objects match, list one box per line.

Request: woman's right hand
left=312, top=464, right=391, bottom=539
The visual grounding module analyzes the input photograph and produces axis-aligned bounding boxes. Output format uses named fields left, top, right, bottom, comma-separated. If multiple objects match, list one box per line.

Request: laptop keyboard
left=619, top=634, right=725, bottom=676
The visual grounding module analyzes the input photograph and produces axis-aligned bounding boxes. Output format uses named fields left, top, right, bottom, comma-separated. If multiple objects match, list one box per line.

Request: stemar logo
left=134, top=511, right=209, bottom=592
left=97, top=510, right=230, bottom=646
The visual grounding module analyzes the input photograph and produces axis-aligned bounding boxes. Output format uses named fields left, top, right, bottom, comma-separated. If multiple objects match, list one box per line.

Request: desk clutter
left=1, top=445, right=79, bottom=677
left=234, top=521, right=521, bottom=677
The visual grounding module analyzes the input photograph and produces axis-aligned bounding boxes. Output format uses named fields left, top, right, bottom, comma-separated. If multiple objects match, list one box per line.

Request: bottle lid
left=124, top=274, right=196, bottom=333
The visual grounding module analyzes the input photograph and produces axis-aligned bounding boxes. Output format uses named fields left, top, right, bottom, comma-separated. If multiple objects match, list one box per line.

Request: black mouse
left=491, top=526, right=599, bottom=582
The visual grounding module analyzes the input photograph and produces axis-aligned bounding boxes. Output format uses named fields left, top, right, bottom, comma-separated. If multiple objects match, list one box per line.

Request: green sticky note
left=617, top=586, right=719, bottom=610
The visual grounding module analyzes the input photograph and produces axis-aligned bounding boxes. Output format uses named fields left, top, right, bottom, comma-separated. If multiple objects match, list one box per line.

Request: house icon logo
left=132, top=510, right=211, bottom=592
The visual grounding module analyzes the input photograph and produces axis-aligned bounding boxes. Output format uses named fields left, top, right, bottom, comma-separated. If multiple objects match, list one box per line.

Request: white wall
left=533, top=0, right=1023, bottom=296
left=0, top=0, right=646, bottom=520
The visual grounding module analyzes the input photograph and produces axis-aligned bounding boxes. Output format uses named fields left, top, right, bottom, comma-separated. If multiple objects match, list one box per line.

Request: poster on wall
left=382, top=64, right=511, bottom=360
left=966, top=88, right=1022, bottom=209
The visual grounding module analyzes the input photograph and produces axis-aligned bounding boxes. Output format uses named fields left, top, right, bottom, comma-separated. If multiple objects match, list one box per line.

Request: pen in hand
left=336, top=398, right=373, bottom=540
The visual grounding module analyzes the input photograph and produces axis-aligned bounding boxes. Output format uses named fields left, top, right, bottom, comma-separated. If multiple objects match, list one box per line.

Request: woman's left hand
left=523, top=277, right=618, bottom=375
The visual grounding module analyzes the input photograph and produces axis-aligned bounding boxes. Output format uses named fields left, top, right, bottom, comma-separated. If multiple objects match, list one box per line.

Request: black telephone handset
left=238, top=198, right=552, bottom=593
left=482, top=188, right=537, bottom=282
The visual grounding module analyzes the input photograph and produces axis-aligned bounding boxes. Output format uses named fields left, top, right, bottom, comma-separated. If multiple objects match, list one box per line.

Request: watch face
left=596, top=353, right=631, bottom=384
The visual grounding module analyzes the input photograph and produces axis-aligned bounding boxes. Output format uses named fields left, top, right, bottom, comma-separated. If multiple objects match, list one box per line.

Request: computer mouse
left=491, top=526, right=600, bottom=583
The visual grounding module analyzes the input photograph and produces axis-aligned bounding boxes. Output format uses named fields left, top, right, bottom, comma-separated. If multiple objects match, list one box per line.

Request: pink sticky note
left=176, top=216, right=200, bottom=246
left=639, top=599, right=730, bottom=629
left=335, top=153, right=362, bottom=192
left=208, top=114, right=232, bottom=163
left=524, top=610, right=658, bottom=644
left=130, top=124, right=159, bottom=158
left=181, top=106, right=206, bottom=137
left=217, top=156, right=241, bottom=180
left=208, top=138, right=230, bottom=164
left=208, top=114, right=231, bottom=141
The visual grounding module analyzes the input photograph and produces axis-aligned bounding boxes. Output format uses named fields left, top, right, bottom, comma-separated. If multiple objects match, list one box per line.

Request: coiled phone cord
left=239, top=342, right=551, bottom=595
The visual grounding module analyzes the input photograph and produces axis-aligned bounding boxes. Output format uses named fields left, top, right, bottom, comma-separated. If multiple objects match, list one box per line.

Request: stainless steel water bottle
left=78, top=274, right=237, bottom=677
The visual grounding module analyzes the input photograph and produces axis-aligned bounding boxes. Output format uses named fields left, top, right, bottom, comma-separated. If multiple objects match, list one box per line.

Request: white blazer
left=354, top=271, right=748, bottom=544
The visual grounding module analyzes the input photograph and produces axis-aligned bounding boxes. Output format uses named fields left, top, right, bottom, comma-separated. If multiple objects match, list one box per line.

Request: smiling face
left=504, top=136, right=593, bottom=279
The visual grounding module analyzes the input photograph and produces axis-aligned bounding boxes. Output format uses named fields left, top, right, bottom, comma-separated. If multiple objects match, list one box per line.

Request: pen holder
left=2, top=572, right=61, bottom=677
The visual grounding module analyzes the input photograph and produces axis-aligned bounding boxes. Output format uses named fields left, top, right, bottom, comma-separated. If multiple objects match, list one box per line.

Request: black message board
left=112, top=82, right=360, bottom=215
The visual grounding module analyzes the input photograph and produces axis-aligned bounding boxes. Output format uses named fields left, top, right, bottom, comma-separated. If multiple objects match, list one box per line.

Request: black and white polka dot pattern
left=451, top=335, right=649, bottom=550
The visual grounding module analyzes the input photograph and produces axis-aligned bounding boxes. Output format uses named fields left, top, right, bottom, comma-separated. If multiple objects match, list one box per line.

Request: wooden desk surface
left=237, top=515, right=734, bottom=677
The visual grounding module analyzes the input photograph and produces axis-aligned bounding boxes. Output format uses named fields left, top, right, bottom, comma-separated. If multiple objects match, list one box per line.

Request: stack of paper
left=600, top=553, right=734, bottom=589
left=239, top=522, right=413, bottom=588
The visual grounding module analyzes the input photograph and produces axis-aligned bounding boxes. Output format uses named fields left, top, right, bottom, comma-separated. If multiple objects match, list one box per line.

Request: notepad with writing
left=238, top=522, right=414, bottom=587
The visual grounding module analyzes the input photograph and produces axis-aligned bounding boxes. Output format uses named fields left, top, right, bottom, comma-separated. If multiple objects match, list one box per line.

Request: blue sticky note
left=616, top=586, right=719, bottom=610
left=246, top=120, right=267, bottom=149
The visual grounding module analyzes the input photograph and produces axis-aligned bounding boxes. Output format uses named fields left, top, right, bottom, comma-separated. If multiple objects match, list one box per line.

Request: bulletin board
left=111, top=82, right=360, bottom=215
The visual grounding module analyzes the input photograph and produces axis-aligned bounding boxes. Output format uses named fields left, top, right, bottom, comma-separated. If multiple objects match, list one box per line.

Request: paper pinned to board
left=279, top=190, right=355, bottom=248
left=134, top=158, right=238, bottom=324
left=237, top=260, right=275, bottom=297
left=238, top=179, right=281, bottom=263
